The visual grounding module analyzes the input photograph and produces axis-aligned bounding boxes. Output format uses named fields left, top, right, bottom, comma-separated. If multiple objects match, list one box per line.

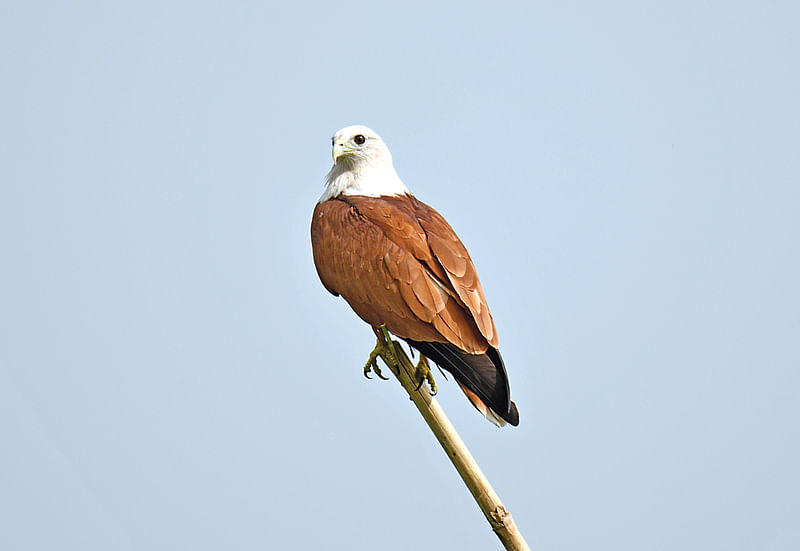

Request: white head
left=319, top=125, right=410, bottom=202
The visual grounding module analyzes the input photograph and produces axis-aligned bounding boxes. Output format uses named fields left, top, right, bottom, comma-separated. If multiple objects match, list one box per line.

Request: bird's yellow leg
left=364, top=326, right=436, bottom=394
left=363, top=325, right=398, bottom=380
left=363, top=342, right=390, bottom=380
left=414, top=354, right=438, bottom=395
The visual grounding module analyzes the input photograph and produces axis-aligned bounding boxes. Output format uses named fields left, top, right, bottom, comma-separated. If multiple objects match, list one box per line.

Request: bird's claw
left=363, top=326, right=434, bottom=394
left=363, top=327, right=398, bottom=380
left=363, top=351, right=390, bottom=380
left=413, top=355, right=437, bottom=395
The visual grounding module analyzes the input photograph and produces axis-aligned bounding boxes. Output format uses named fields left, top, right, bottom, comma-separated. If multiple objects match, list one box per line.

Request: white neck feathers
left=319, top=154, right=409, bottom=203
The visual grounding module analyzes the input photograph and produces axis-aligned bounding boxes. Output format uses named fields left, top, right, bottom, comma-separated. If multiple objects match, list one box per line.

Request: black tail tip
left=506, top=400, right=520, bottom=427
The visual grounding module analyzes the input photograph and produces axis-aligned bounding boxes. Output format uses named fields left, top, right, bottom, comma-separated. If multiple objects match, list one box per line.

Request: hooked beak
left=332, top=142, right=350, bottom=162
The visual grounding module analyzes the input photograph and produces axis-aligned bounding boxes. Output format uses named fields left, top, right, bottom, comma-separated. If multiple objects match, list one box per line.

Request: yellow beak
left=332, top=143, right=349, bottom=162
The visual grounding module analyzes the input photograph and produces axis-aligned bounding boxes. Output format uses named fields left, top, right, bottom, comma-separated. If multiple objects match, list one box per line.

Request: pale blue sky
left=1, top=2, right=798, bottom=550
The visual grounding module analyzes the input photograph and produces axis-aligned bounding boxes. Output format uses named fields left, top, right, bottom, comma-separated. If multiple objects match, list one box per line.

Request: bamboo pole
left=377, top=327, right=531, bottom=551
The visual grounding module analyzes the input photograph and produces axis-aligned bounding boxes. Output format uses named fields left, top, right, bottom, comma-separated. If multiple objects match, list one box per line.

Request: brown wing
left=409, top=195, right=498, bottom=347
left=311, top=197, right=488, bottom=354
left=338, top=195, right=498, bottom=348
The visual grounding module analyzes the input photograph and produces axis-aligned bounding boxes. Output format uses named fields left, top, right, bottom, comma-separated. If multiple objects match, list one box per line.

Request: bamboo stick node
left=374, top=327, right=531, bottom=551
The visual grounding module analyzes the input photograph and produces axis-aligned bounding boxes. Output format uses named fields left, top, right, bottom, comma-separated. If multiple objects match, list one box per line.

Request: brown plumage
left=312, top=194, right=519, bottom=426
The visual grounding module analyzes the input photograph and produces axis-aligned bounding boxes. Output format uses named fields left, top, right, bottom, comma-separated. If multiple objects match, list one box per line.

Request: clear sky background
left=1, top=2, right=798, bottom=550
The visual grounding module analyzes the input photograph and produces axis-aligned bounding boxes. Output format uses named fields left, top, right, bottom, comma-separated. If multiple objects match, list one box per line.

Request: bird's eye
left=353, top=134, right=366, bottom=145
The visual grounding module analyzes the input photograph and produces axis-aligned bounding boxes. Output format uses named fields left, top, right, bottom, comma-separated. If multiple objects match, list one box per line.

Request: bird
left=311, top=125, right=519, bottom=427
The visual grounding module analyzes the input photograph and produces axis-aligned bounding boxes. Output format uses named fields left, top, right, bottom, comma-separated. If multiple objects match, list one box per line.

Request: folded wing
left=311, top=195, right=518, bottom=426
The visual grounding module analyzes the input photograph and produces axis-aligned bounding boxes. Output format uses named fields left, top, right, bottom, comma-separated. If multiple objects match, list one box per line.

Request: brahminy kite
left=311, top=125, right=519, bottom=427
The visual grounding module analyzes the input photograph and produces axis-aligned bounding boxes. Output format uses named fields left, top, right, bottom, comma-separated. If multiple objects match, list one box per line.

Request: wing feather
left=312, top=199, right=448, bottom=343
left=312, top=195, right=517, bottom=426
left=410, top=196, right=498, bottom=346
left=334, top=195, right=491, bottom=351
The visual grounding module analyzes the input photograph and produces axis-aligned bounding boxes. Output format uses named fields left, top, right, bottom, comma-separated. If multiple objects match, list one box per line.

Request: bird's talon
left=426, top=371, right=438, bottom=395
left=413, top=355, right=437, bottom=395
left=363, top=349, right=382, bottom=380
left=373, top=362, right=390, bottom=380
left=363, top=326, right=399, bottom=380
